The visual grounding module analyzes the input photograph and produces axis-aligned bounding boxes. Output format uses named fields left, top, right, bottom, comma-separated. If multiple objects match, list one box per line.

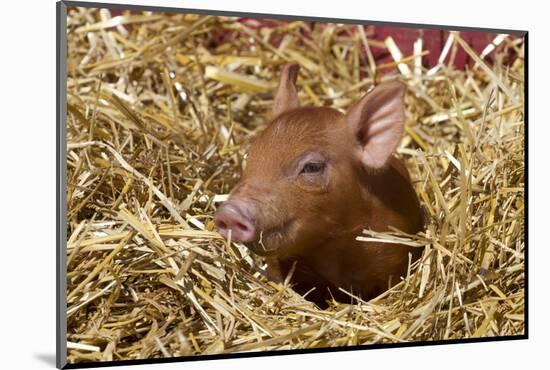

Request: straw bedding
left=65, top=8, right=525, bottom=363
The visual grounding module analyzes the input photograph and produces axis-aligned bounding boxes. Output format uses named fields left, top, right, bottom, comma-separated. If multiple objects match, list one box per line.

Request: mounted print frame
left=57, top=1, right=527, bottom=368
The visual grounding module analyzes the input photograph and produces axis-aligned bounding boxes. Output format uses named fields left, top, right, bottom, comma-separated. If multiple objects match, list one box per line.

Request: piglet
left=215, top=63, right=424, bottom=306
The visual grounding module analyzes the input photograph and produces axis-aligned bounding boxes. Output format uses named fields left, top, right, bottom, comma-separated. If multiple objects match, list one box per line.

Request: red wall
left=100, top=9, right=509, bottom=71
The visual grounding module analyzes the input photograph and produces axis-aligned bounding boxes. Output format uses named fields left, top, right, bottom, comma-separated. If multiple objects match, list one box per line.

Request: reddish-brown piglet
left=215, top=62, right=424, bottom=307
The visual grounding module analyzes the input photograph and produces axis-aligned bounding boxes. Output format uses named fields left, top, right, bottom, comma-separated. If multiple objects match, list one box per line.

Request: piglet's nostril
left=214, top=201, right=257, bottom=243
left=216, top=220, right=228, bottom=230
left=236, top=222, right=249, bottom=232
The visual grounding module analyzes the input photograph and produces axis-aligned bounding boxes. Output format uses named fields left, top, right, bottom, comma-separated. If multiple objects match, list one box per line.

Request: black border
left=64, top=335, right=526, bottom=369
left=57, top=1, right=68, bottom=369
left=56, top=1, right=528, bottom=369
left=62, top=0, right=527, bottom=35
left=523, top=32, right=529, bottom=339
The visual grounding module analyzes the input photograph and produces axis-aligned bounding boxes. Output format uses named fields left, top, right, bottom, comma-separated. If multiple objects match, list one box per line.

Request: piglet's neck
left=356, top=156, right=423, bottom=235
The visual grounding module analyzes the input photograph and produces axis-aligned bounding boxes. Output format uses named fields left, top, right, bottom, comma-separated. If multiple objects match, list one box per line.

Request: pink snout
left=214, top=200, right=257, bottom=243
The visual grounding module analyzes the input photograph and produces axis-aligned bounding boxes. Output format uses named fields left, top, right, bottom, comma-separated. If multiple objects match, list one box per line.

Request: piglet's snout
left=214, top=200, right=257, bottom=243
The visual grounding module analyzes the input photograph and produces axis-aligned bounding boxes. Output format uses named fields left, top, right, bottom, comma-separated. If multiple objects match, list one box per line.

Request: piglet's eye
left=300, top=162, right=325, bottom=174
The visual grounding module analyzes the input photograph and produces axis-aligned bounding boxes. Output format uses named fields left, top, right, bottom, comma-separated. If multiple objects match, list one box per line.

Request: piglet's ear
left=272, top=62, right=300, bottom=118
left=346, top=80, right=406, bottom=169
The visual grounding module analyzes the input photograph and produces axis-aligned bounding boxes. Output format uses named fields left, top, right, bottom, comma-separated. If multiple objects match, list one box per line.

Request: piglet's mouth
left=243, top=220, right=294, bottom=256
left=214, top=200, right=295, bottom=256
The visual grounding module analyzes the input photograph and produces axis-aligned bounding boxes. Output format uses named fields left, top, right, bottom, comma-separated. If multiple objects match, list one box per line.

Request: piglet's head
left=215, top=63, right=406, bottom=258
